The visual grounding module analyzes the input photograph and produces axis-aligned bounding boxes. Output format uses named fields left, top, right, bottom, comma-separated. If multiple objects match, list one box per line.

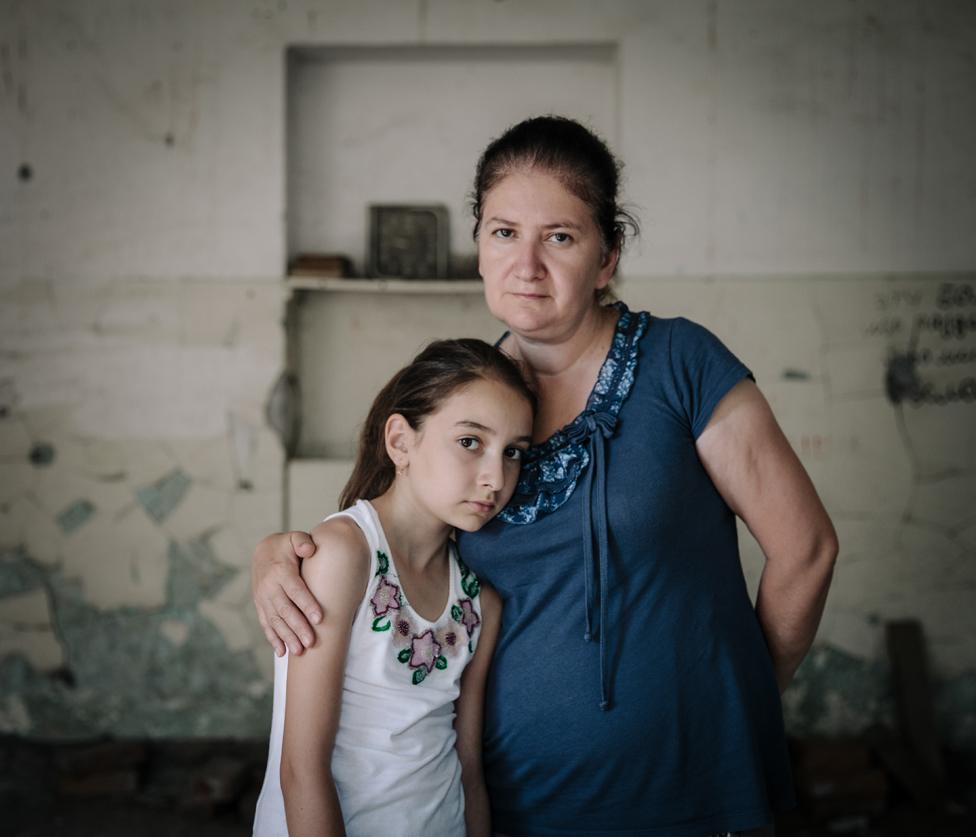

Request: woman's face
left=477, top=168, right=618, bottom=342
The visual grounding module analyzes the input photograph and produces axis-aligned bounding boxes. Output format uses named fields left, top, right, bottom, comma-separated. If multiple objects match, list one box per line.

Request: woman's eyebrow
left=486, top=216, right=582, bottom=231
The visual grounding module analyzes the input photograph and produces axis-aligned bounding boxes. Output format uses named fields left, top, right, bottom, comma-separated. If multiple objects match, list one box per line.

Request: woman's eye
left=504, top=447, right=524, bottom=461
left=458, top=437, right=481, bottom=451
left=549, top=232, right=572, bottom=244
left=492, top=228, right=515, bottom=239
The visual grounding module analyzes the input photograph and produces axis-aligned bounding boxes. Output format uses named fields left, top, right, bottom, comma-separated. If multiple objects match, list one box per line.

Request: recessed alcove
left=286, top=43, right=619, bottom=273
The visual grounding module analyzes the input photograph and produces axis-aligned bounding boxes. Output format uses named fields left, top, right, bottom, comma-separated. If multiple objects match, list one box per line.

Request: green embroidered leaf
left=371, top=616, right=391, bottom=632
left=461, top=575, right=480, bottom=598
left=397, top=648, right=410, bottom=664
left=375, top=550, right=389, bottom=575
left=450, top=604, right=462, bottom=622
left=412, top=668, right=427, bottom=685
left=468, top=640, right=474, bottom=653
left=435, top=656, right=447, bottom=670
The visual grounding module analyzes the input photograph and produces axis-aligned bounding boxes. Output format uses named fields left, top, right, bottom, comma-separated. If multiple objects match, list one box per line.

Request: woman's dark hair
left=339, top=338, right=536, bottom=510
left=471, top=115, right=640, bottom=270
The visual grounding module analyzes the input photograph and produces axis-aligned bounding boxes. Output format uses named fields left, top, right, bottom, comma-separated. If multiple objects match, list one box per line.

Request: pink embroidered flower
left=409, top=630, right=442, bottom=673
left=458, top=598, right=480, bottom=636
left=371, top=578, right=400, bottom=617
left=443, top=631, right=457, bottom=647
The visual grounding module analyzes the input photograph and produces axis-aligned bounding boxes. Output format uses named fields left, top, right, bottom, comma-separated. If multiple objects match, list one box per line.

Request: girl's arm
left=696, top=379, right=839, bottom=692
left=454, top=583, right=502, bottom=837
left=280, top=518, right=370, bottom=837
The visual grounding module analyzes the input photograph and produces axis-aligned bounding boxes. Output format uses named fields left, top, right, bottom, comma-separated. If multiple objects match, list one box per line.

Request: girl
left=252, top=338, right=535, bottom=837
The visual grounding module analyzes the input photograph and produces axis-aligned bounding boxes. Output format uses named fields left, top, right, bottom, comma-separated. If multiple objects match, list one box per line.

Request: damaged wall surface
left=0, top=0, right=974, bottom=746
left=0, top=280, right=285, bottom=736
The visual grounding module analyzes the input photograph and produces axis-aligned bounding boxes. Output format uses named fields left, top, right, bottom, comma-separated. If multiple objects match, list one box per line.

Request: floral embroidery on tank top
left=368, top=549, right=481, bottom=685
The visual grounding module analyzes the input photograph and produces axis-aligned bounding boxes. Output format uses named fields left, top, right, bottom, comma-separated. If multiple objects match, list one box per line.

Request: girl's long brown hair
left=338, top=338, right=536, bottom=510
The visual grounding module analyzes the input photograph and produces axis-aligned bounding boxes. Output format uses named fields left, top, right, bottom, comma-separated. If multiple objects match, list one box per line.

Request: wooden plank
left=885, top=620, right=945, bottom=798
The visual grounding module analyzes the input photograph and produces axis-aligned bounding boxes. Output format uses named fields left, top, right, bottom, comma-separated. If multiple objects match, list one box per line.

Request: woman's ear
left=597, top=246, right=621, bottom=287
left=384, top=414, right=413, bottom=473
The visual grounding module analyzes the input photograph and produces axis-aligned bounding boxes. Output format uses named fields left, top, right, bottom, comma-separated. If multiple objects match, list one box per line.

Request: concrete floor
left=4, top=737, right=974, bottom=836
left=3, top=737, right=264, bottom=837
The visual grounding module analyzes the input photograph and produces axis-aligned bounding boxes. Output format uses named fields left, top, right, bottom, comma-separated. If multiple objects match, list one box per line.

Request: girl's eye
left=504, top=447, right=525, bottom=461
left=458, top=437, right=481, bottom=451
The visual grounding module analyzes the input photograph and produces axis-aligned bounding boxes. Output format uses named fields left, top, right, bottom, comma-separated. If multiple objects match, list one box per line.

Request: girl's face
left=477, top=168, right=618, bottom=342
left=403, top=377, right=533, bottom=532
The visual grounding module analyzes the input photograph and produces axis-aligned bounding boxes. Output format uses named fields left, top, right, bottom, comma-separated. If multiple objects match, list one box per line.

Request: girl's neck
left=369, top=488, right=451, bottom=574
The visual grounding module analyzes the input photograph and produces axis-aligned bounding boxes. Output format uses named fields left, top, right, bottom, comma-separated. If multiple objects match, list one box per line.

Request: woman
left=251, top=116, right=838, bottom=835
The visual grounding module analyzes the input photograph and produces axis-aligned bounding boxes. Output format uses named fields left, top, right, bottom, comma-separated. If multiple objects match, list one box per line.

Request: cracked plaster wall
left=0, top=280, right=285, bottom=737
left=0, top=1, right=974, bottom=744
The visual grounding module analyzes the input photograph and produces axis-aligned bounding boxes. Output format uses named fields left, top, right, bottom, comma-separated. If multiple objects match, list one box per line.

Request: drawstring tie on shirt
left=565, top=409, right=618, bottom=712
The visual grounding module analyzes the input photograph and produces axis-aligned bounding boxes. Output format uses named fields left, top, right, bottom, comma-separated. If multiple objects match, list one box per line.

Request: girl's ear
left=384, top=414, right=414, bottom=472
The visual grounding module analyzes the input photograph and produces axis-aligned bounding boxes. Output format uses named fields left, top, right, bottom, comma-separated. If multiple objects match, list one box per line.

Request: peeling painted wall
left=0, top=1, right=974, bottom=744
left=0, top=280, right=285, bottom=737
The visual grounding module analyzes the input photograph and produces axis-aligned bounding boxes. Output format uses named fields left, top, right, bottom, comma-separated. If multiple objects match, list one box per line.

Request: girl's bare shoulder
left=302, top=514, right=371, bottom=602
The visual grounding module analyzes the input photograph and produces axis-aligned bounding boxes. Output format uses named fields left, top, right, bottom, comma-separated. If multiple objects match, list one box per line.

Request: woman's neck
left=505, top=303, right=620, bottom=443
left=506, top=303, right=617, bottom=380
left=369, top=488, right=450, bottom=574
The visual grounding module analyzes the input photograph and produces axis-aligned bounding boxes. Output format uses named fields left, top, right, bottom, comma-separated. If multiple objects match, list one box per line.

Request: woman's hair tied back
left=471, top=114, right=640, bottom=266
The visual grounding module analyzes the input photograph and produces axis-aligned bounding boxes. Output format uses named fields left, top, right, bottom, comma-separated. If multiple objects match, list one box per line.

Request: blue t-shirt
left=456, top=303, right=794, bottom=836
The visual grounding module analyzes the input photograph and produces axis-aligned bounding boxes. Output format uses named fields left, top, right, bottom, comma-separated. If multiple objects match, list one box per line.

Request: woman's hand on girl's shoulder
left=251, top=530, right=322, bottom=657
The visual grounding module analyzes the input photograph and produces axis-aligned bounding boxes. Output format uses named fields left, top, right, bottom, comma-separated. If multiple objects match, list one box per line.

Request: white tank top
left=253, top=499, right=483, bottom=837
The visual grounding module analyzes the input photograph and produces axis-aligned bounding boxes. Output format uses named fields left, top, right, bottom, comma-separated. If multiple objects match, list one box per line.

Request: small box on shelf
left=288, top=253, right=353, bottom=278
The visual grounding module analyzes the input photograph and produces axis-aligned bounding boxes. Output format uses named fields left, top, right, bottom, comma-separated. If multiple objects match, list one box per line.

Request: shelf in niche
left=286, top=277, right=484, bottom=294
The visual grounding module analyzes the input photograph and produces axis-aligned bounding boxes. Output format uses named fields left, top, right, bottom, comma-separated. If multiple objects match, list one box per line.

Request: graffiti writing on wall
left=866, top=281, right=976, bottom=407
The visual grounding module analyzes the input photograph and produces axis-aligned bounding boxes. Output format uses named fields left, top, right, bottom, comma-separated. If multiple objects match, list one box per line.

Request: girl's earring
left=396, top=461, right=408, bottom=477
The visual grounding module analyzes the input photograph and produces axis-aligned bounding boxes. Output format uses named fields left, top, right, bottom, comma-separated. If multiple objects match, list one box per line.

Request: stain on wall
left=0, top=279, right=284, bottom=736
left=0, top=546, right=271, bottom=738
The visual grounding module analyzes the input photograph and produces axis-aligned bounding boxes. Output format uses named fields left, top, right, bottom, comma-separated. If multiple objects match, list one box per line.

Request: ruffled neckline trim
left=525, top=302, right=648, bottom=460
left=497, top=302, right=650, bottom=525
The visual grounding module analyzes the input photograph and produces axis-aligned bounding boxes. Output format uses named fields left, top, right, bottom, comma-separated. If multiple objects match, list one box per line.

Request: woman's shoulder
left=634, top=313, right=739, bottom=365
left=638, top=312, right=713, bottom=342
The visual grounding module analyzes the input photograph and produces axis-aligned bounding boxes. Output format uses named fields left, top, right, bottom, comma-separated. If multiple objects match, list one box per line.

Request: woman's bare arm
left=454, top=584, right=502, bottom=837
left=696, top=379, right=839, bottom=692
left=252, top=531, right=322, bottom=656
left=279, top=517, right=369, bottom=836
